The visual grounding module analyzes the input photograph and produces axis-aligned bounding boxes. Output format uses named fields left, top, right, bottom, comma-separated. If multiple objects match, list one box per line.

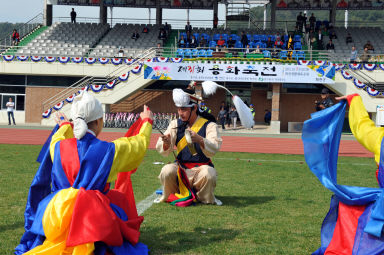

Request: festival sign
left=377, top=105, right=384, bottom=126
left=277, top=0, right=384, bottom=10
left=144, top=63, right=335, bottom=84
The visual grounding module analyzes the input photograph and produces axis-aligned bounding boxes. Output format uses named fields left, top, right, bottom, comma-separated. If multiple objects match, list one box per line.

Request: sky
left=0, top=0, right=227, bottom=27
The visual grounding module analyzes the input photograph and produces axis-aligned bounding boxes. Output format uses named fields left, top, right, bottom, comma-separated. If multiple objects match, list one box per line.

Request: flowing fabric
left=302, top=101, right=384, bottom=254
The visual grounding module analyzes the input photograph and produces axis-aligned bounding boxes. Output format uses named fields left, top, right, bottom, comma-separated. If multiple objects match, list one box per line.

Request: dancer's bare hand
left=335, top=95, right=348, bottom=101
left=187, top=128, right=203, bottom=144
left=140, top=105, right=153, bottom=120
left=54, top=112, right=69, bottom=126
left=161, top=134, right=171, bottom=150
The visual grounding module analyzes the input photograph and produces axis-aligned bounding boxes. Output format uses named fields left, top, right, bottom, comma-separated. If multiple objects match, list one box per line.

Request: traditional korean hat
left=173, top=81, right=203, bottom=108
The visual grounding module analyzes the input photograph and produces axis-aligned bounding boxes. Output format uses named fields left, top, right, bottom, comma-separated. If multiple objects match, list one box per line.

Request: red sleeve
left=60, top=122, right=73, bottom=128
left=347, top=94, right=360, bottom=106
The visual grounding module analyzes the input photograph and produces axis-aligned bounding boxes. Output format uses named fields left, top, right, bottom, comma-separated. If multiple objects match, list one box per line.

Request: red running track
left=0, top=128, right=373, bottom=158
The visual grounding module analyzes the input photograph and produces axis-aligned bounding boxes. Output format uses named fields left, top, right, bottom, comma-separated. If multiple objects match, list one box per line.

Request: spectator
left=185, top=21, right=192, bottom=33
left=6, top=97, right=16, bottom=125
left=189, top=35, right=197, bottom=48
left=213, top=15, right=218, bottom=29
left=164, top=22, right=170, bottom=36
left=70, top=8, right=76, bottom=23
left=264, top=109, right=271, bottom=125
left=178, top=35, right=186, bottom=48
left=309, top=13, right=316, bottom=30
left=326, top=40, right=335, bottom=52
left=296, top=12, right=303, bottom=31
left=350, top=46, right=358, bottom=63
left=302, top=13, right=307, bottom=31
left=131, top=30, right=140, bottom=40
left=215, top=45, right=221, bottom=52
left=217, top=36, right=225, bottom=47
left=155, top=43, right=163, bottom=57
left=315, top=88, right=334, bottom=111
left=253, top=45, right=261, bottom=53
left=230, top=105, right=239, bottom=129
left=277, top=0, right=287, bottom=8
left=222, top=45, right=229, bottom=53
left=346, top=32, right=353, bottom=44
left=117, top=46, right=124, bottom=58
left=241, top=31, right=249, bottom=49
left=329, top=28, right=337, bottom=40
left=266, top=37, right=273, bottom=48
left=322, top=27, right=329, bottom=37
left=142, top=25, right=149, bottom=33
left=364, top=40, right=374, bottom=52
left=275, top=37, right=284, bottom=48
left=217, top=104, right=228, bottom=130
left=337, top=0, right=348, bottom=8
left=11, top=29, right=19, bottom=46
left=199, top=36, right=207, bottom=48
left=317, top=29, right=324, bottom=50
left=245, top=44, right=250, bottom=54
left=158, top=29, right=167, bottom=44
left=227, top=36, right=236, bottom=48
left=271, top=46, right=279, bottom=58
left=360, top=47, right=370, bottom=63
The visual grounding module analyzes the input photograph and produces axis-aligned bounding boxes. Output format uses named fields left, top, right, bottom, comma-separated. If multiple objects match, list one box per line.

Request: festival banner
left=144, top=63, right=335, bottom=84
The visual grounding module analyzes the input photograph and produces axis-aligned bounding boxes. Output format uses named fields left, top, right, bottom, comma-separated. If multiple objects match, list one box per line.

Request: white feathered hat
left=172, top=88, right=202, bottom=108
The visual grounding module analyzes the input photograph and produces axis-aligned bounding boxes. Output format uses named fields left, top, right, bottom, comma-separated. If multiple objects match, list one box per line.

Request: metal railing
left=0, top=13, right=43, bottom=47
left=41, top=47, right=156, bottom=113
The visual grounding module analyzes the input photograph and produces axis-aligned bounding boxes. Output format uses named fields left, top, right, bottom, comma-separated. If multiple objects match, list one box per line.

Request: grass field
left=0, top=144, right=378, bottom=255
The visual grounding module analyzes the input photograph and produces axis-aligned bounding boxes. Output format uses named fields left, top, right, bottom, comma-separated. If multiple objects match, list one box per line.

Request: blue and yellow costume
left=303, top=94, right=384, bottom=255
left=16, top=118, right=152, bottom=255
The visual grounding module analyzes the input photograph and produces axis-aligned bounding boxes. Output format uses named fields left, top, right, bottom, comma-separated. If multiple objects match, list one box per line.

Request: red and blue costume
left=15, top=118, right=152, bottom=255
left=303, top=95, right=384, bottom=255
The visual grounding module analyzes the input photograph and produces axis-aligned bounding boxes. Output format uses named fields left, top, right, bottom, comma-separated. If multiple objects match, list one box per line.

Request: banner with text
left=144, top=63, right=335, bottom=84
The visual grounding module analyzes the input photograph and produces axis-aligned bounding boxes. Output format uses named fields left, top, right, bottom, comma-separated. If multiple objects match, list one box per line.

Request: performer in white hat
left=156, top=88, right=223, bottom=206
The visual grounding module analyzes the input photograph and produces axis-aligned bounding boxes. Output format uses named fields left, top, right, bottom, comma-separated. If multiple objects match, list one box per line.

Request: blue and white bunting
left=85, top=57, right=96, bottom=64
left=145, top=58, right=154, bottom=63
left=111, top=58, right=122, bottom=65
left=17, top=55, right=28, bottom=61
left=53, top=101, right=64, bottom=110
left=105, top=79, right=117, bottom=89
left=314, top=60, right=325, bottom=66
left=98, top=58, right=109, bottom=64
left=91, top=84, right=104, bottom=92
left=349, top=63, right=361, bottom=70
left=341, top=70, right=353, bottom=80
left=59, top=56, right=70, bottom=63
left=333, top=63, right=345, bottom=71
left=171, top=57, right=183, bottom=63
left=156, top=57, right=169, bottom=63
left=131, top=64, right=143, bottom=74
left=72, top=57, right=83, bottom=63
left=78, top=85, right=89, bottom=94
left=353, top=79, right=366, bottom=89
left=118, top=72, right=129, bottom=81
left=65, top=94, right=76, bottom=103
left=42, top=108, right=52, bottom=118
left=3, top=55, right=14, bottom=61
left=45, top=56, right=56, bottom=63
left=125, top=58, right=135, bottom=65
left=298, top=60, right=311, bottom=65
left=367, top=87, right=380, bottom=96
left=363, top=63, right=377, bottom=71
left=31, top=56, right=42, bottom=62
left=379, top=64, right=384, bottom=71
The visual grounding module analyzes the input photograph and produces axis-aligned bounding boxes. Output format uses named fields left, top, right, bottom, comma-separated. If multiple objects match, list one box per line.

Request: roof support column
left=44, top=0, right=52, bottom=26
left=100, top=1, right=107, bottom=25
left=270, top=83, right=281, bottom=134
left=156, top=0, right=162, bottom=26
left=270, top=0, right=276, bottom=30
left=329, top=0, right=337, bottom=25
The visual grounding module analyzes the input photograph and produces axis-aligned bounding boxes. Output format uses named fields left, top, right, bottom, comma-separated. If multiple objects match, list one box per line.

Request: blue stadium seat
left=294, top=42, right=302, bottom=50
left=323, top=20, right=329, bottom=28
left=206, top=49, right=213, bottom=57
left=231, top=34, right=238, bottom=41
left=297, top=51, right=305, bottom=60
left=198, top=49, right=206, bottom=57
left=235, top=41, right=242, bottom=48
left=253, top=35, right=261, bottom=42
left=247, top=34, right=252, bottom=41
left=222, top=34, right=229, bottom=41
left=213, top=34, right=221, bottom=41
left=177, top=48, right=184, bottom=57
left=269, top=35, right=276, bottom=42
left=184, top=49, right=192, bottom=58
left=315, top=21, right=322, bottom=30
left=193, top=33, right=199, bottom=40
left=263, top=50, right=271, bottom=58
left=260, top=35, right=268, bottom=42
left=279, top=50, right=288, bottom=59
left=283, top=34, right=289, bottom=42
left=192, top=49, right=199, bottom=58
left=294, top=35, right=301, bottom=42
left=209, top=40, right=217, bottom=48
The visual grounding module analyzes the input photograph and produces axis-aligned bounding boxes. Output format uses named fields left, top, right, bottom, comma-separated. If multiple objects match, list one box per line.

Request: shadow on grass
left=142, top=226, right=239, bottom=254
left=0, top=221, right=24, bottom=233
left=218, top=195, right=275, bottom=207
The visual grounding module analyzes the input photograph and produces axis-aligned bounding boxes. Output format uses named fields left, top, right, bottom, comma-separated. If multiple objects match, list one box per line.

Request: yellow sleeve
left=108, top=121, right=152, bottom=182
left=349, top=96, right=384, bottom=164
left=49, top=123, right=74, bottom=161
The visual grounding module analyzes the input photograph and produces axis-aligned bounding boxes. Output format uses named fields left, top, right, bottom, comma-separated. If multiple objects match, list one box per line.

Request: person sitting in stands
left=350, top=46, right=358, bottom=63
left=158, top=28, right=167, bottom=42
left=360, top=47, right=370, bottom=63
left=326, top=40, right=335, bottom=52
left=199, top=37, right=207, bottom=48
left=142, top=25, right=149, bottom=33
left=337, top=0, right=348, bottom=8
left=227, top=36, right=236, bottom=48
left=266, top=37, right=273, bottom=48
left=244, top=44, right=250, bottom=55
left=217, top=36, right=226, bottom=48
left=277, top=0, right=287, bottom=8
left=189, top=35, right=198, bottom=48
left=118, top=46, right=124, bottom=58
left=275, top=37, right=284, bottom=48
left=271, top=46, right=279, bottom=58
left=253, top=45, right=261, bottom=53
left=221, top=45, right=228, bottom=53
left=346, top=32, right=353, bottom=44
left=178, top=35, right=186, bottom=48
left=215, top=45, right=221, bottom=52
left=131, top=30, right=140, bottom=40
left=364, top=40, right=374, bottom=52
left=329, top=28, right=337, bottom=40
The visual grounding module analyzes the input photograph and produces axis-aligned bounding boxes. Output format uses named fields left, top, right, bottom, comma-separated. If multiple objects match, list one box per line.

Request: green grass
left=0, top=145, right=377, bottom=254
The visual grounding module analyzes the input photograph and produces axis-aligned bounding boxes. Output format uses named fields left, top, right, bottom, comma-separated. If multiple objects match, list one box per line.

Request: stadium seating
left=17, top=22, right=109, bottom=56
